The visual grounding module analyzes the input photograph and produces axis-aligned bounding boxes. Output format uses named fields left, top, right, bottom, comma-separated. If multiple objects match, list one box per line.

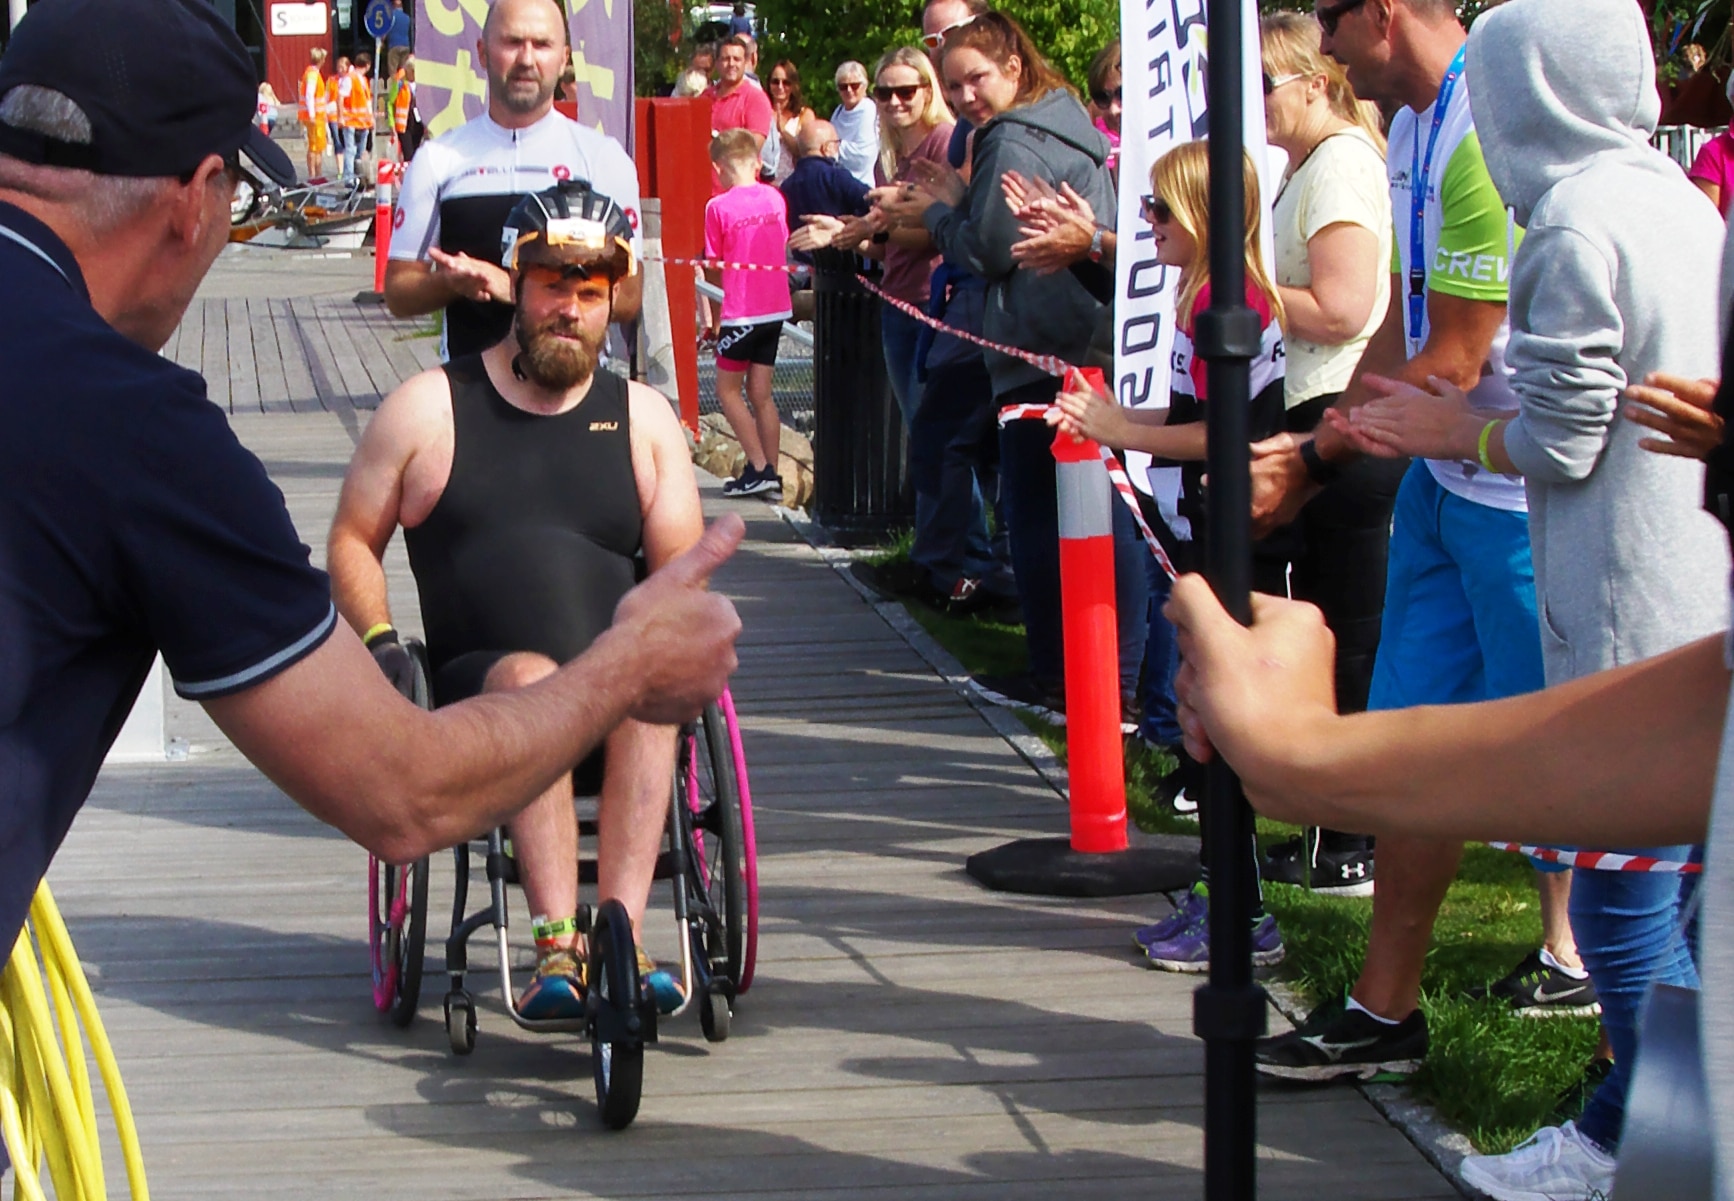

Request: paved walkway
left=51, top=258, right=1460, bottom=1199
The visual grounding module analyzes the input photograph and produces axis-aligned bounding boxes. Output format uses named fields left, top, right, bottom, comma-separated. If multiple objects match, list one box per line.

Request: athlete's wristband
left=1477, top=419, right=1502, bottom=473
left=363, top=622, right=398, bottom=649
left=1298, top=438, right=1341, bottom=486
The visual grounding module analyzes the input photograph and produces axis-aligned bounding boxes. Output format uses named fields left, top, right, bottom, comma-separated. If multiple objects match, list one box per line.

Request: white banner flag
left=1113, top=0, right=1279, bottom=496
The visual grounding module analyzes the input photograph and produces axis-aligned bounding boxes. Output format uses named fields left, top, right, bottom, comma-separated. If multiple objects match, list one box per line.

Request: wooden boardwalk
left=43, top=274, right=1459, bottom=1198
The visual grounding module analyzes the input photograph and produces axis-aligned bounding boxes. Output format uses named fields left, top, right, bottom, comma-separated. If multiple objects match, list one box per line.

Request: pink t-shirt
left=704, top=182, right=792, bottom=325
left=874, top=121, right=954, bottom=304
left=1688, top=130, right=1734, bottom=216
left=710, top=80, right=774, bottom=139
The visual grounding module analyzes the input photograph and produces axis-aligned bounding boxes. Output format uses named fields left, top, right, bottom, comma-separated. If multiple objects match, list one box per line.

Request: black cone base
left=965, top=837, right=1198, bottom=897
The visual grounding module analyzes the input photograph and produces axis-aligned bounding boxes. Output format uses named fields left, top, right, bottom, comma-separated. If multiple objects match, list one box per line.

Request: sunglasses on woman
left=768, top=76, right=791, bottom=88
left=1315, top=0, right=1367, bottom=37
left=1089, top=86, right=1122, bottom=106
left=874, top=83, right=925, bottom=103
left=1262, top=71, right=1303, bottom=94
left=1141, top=195, right=1173, bottom=225
left=920, top=14, right=976, bottom=49
left=838, top=80, right=866, bottom=92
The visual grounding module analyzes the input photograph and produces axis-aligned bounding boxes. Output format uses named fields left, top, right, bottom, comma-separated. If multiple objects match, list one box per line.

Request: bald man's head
left=478, top=0, right=569, bottom=121
left=798, top=119, right=841, bottom=160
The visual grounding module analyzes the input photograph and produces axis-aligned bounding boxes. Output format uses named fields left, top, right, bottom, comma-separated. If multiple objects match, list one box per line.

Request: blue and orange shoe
left=517, top=947, right=586, bottom=1020
left=637, top=947, right=685, bottom=1015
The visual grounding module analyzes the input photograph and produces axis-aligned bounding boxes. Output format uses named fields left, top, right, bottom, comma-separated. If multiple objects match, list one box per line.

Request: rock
left=692, top=413, right=816, bottom=508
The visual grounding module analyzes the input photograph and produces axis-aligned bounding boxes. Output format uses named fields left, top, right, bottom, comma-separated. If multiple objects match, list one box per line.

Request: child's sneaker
left=1144, top=909, right=1285, bottom=973
left=1131, top=883, right=1208, bottom=952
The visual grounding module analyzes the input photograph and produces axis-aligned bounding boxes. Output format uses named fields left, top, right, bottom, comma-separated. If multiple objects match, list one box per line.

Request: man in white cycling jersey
left=384, top=0, right=643, bottom=360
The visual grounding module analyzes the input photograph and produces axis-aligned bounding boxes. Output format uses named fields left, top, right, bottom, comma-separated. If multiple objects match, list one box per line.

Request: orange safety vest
left=300, top=66, right=324, bottom=123
left=339, top=68, right=372, bottom=129
left=392, top=73, right=413, bottom=134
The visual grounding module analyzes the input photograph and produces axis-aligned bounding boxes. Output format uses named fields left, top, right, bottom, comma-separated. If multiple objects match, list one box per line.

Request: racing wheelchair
left=367, top=639, right=759, bottom=1129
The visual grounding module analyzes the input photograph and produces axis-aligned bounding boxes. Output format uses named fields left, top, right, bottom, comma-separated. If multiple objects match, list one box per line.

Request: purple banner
left=410, top=0, right=632, bottom=146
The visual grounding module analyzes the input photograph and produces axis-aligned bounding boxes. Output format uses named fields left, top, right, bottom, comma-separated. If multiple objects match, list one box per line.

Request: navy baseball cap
left=0, top=0, right=297, bottom=187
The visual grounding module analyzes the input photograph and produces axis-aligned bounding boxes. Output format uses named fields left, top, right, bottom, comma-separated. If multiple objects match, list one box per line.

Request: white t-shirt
left=391, top=109, right=642, bottom=361
left=1388, top=75, right=1527, bottom=513
left=1273, top=127, right=1391, bottom=407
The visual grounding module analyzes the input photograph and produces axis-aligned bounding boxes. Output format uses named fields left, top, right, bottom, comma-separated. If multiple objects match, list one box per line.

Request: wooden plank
left=224, top=296, right=261, bottom=414
left=198, top=298, right=229, bottom=412
left=265, top=297, right=320, bottom=412
left=284, top=296, right=343, bottom=412
left=306, top=294, right=381, bottom=406
left=248, top=297, right=293, bottom=413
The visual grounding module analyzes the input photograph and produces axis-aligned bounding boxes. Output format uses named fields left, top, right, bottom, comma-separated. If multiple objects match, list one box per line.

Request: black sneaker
left=736, top=463, right=782, bottom=497
left=1465, top=949, right=1602, bottom=1018
left=720, top=466, right=762, bottom=496
left=1147, top=742, right=1202, bottom=817
left=1262, top=832, right=1376, bottom=897
left=1254, top=994, right=1428, bottom=1083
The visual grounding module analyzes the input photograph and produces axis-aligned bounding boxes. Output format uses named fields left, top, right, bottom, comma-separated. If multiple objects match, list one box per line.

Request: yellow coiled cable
left=1, top=880, right=148, bottom=1201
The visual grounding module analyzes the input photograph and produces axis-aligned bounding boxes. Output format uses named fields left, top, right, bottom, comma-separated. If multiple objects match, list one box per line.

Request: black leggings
left=1285, top=394, right=1407, bottom=854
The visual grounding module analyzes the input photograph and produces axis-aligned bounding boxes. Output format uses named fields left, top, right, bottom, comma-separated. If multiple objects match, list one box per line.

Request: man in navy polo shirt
left=0, top=0, right=743, bottom=982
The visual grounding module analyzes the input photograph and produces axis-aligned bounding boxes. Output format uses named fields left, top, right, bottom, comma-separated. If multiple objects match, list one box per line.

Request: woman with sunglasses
left=903, top=9, right=1147, bottom=717
left=761, top=60, right=814, bottom=185
left=1050, top=141, right=1293, bottom=972
left=1085, top=41, right=1121, bottom=176
left=830, top=60, right=880, bottom=187
left=1250, top=12, right=1402, bottom=898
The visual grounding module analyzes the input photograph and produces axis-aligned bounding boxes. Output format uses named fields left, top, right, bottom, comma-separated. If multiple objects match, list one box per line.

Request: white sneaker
left=1458, top=1122, right=1615, bottom=1201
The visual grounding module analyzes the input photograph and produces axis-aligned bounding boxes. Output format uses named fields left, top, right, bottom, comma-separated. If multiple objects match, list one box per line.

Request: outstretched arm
left=1165, top=575, right=1729, bottom=846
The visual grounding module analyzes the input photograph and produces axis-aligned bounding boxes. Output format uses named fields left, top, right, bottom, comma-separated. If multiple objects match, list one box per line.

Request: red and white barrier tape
left=1484, top=842, right=1701, bottom=874
left=648, top=252, right=1178, bottom=576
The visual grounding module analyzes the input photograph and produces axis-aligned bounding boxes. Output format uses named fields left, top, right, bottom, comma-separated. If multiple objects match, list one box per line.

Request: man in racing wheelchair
left=329, top=180, right=702, bottom=1019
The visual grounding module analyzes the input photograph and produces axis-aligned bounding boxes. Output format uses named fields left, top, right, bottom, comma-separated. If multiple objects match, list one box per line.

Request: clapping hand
left=1045, top=372, right=1130, bottom=448
left=906, top=157, right=967, bottom=207
left=1002, top=171, right=1101, bottom=274
left=1328, top=374, right=1480, bottom=462
left=1625, top=372, right=1725, bottom=461
left=787, top=214, right=848, bottom=253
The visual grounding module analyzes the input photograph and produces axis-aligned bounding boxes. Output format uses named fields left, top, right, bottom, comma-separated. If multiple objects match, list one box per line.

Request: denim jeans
left=880, top=303, right=926, bottom=428
left=908, top=355, right=998, bottom=591
left=337, top=125, right=359, bottom=180
left=1571, top=851, right=1699, bottom=1153
left=1139, top=557, right=1181, bottom=746
left=997, top=379, right=1149, bottom=694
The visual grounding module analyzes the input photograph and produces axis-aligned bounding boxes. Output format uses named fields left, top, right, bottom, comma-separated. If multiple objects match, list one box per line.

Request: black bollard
left=1194, top=2, right=1268, bottom=1199
left=808, top=248, right=911, bottom=544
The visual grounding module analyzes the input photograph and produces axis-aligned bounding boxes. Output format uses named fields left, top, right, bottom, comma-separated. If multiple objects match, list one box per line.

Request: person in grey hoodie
left=1342, top=0, right=1728, bottom=1191
left=889, top=9, right=1148, bottom=712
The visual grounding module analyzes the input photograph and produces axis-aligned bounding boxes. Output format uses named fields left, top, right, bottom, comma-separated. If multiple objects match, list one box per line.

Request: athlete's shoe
left=1144, top=908, right=1286, bottom=974
left=1467, top=949, right=1602, bottom=1018
left=1131, top=883, right=1209, bottom=951
left=637, top=947, right=685, bottom=1015
left=1254, top=995, right=1428, bottom=1082
left=1458, top=1121, right=1615, bottom=1201
left=516, top=948, right=586, bottom=1020
left=1261, top=832, right=1376, bottom=897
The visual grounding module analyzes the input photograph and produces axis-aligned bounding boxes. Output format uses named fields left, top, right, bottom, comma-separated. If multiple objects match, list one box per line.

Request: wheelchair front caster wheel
left=699, top=988, right=731, bottom=1043
left=444, top=992, right=477, bottom=1056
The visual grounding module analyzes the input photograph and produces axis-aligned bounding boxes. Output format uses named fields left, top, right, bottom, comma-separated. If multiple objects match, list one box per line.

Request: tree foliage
left=636, top=0, right=686, bottom=97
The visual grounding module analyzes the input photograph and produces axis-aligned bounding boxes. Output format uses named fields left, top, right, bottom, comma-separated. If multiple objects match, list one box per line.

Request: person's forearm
left=383, top=262, right=458, bottom=319
left=1266, top=634, right=1728, bottom=845
left=1116, top=418, right=1207, bottom=461
left=328, top=531, right=394, bottom=635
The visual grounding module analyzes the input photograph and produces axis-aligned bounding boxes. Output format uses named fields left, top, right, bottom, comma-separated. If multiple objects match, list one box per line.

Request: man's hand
left=788, top=214, right=847, bottom=253
left=426, top=247, right=512, bottom=305
left=1248, top=433, right=1321, bottom=538
left=1166, top=576, right=1338, bottom=805
left=1335, top=374, right=1481, bottom=461
left=613, top=514, right=746, bottom=725
left=1625, top=372, right=1725, bottom=461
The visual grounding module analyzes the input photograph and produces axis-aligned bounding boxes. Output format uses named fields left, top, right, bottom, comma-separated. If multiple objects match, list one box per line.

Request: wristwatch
left=1299, top=438, right=1342, bottom=485
left=1087, top=227, right=1105, bottom=263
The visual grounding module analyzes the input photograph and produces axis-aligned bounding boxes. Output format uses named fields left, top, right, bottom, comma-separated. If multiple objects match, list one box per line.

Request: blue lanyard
left=1407, top=44, right=1467, bottom=345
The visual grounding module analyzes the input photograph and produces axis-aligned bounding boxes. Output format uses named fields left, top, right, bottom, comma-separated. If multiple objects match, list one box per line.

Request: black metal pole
left=1192, top=1, right=1266, bottom=1198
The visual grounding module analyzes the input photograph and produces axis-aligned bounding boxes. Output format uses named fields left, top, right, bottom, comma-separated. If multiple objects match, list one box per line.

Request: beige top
left=1272, top=126, right=1392, bottom=406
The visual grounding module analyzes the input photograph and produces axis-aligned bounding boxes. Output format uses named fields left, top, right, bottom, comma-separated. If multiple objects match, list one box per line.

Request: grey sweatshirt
left=924, top=89, right=1113, bottom=396
left=1469, top=0, right=1729, bottom=684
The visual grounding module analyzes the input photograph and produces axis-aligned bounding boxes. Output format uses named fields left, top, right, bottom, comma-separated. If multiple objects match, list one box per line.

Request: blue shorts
left=1368, top=461, right=1544, bottom=712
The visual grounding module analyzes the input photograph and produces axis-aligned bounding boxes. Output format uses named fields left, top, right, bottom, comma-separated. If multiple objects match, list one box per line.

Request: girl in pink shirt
left=705, top=130, right=793, bottom=497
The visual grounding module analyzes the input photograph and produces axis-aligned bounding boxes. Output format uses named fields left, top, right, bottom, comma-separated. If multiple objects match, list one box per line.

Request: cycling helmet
left=500, top=178, right=636, bottom=278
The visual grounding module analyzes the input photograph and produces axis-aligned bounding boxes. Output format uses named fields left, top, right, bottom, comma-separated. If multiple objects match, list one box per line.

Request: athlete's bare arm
left=328, top=368, right=454, bottom=634
left=627, top=381, right=705, bottom=571
left=384, top=256, right=644, bottom=325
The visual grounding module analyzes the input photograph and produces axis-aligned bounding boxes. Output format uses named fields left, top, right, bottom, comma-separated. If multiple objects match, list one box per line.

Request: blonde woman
left=868, top=46, right=954, bottom=417
left=1251, top=12, right=1403, bottom=897
left=1051, top=140, right=1290, bottom=972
